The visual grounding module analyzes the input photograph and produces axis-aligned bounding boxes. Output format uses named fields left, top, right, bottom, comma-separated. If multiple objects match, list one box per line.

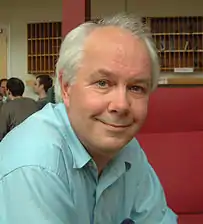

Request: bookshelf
left=27, top=22, right=62, bottom=75
left=146, top=16, right=203, bottom=73
left=26, top=18, right=203, bottom=86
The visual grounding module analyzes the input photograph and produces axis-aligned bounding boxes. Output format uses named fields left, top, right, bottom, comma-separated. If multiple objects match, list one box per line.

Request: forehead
left=80, top=26, right=151, bottom=79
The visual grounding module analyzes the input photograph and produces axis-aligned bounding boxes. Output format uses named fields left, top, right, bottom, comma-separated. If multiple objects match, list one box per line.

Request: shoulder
left=1, top=98, right=36, bottom=108
left=0, top=101, right=12, bottom=114
left=125, top=138, right=164, bottom=193
left=124, top=138, right=148, bottom=166
left=23, top=97, right=39, bottom=108
left=122, top=138, right=150, bottom=182
left=0, top=103, right=72, bottom=180
left=1, top=100, right=12, bottom=109
left=23, top=97, right=37, bottom=102
left=19, top=97, right=38, bottom=106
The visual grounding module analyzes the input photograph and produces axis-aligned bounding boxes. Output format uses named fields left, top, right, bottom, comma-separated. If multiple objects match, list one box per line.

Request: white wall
left=0, top=0, right=62, bottom=98
left=91, top=0, right=203, bottom=18
left=126, top=0, right=203, bottom=17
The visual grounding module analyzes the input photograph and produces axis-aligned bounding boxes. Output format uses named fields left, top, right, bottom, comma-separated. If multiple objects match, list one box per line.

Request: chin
left=100, top=137, right=132, bottom=153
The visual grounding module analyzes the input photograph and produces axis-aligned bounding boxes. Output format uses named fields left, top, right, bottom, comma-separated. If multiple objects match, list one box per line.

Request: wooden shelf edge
left=167, top=77, right=203, bottom=85
left=159, top=76, right=203, bottom=85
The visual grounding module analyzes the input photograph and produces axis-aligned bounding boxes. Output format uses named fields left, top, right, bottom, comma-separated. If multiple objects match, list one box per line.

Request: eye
left=129, top=85, right=146, bottom=94
left=96, top=80, right=109, bottom=88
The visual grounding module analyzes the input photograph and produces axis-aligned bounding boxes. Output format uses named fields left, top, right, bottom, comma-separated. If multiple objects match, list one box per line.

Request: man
left=0, top=93, right=3, bottom=101
left=0, top=77, right=39, bottom=140
left=33, top=74, right=53, bottom=109
left=0, top=94, right=3, bottom=109
left=0, top=78, right=7, bottom=102
left=0, top=14, right=177, bottom=223
left=47, top=85, right=56, bottom=103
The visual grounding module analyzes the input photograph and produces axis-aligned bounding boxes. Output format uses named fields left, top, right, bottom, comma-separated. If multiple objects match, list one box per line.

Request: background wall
left=0, top=0, right=203, bottom=98
left=0, top=0, right=62, bottom=98
left=91, top=0, right=203, bottom=18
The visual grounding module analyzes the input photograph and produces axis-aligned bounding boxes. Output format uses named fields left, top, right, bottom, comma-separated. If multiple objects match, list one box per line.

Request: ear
left=41, top=84, right=45, bottom=90
left=7, top=89, right=11, bottom=96
left=7, top=90, right=12, bottom=99
left=59, top=70, right=71, bottom=107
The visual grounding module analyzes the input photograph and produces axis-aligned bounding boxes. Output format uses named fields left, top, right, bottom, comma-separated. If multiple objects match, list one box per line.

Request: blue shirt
left=0, top=103, right=177, bottom=224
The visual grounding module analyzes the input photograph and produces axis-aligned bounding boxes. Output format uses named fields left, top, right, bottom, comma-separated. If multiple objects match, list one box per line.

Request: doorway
left=0, top=27, right=8, bottom=79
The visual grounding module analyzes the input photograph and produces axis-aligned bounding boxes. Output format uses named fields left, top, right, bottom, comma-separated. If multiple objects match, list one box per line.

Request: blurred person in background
left=47, top=85, right=56, bottom=103
left=0, top=78, right=8, bottom=103
left=33, top=74, right=53, bottom=109
left=0, top=77, right=39, bottom=140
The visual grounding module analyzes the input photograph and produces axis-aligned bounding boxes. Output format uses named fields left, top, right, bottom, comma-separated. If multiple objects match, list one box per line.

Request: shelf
left=27, top=22, right=62, bottom=74
left=158, top=50, right=193, bottom=53
left=153, top=32, right=203, bottom=36
left=28, top=37, right=61, bottom=41
left=158, top=50, right=203, bottom=53
left=145, top=16, right=203, bottom=72
left=28, top=54, right=59, bottom=57
left=167, top=77, right=203, bottom=85
left=28, top=71, right=55, bottom=74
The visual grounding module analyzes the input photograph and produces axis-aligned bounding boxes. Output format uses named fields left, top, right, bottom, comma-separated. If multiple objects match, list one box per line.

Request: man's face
left=33, top=78, right=43, bottom=95
left=62, top=27, right=152, bottom=158
left=0, top=80, right=7, bottom=96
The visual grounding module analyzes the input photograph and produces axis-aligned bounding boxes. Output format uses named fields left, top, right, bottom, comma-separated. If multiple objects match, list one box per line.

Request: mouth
left=96, top=119, right=132, bottom=129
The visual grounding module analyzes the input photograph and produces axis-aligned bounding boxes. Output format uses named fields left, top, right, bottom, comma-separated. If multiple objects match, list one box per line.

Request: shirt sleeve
left=131, top=163, right=178, bottom=224
left=0, top=104, right=10, bottom=141
left=0, top=166, right=76, bottom=224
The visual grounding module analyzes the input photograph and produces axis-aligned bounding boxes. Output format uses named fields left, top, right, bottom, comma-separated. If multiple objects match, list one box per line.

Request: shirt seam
left=0, top=164, right=66, bottom=183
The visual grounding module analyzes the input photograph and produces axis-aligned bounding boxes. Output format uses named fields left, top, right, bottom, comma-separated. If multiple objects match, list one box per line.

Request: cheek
left=70, top=88, right=108, bottom=117
left=131, top=98, right=149, bottom=121
left=83, top=95, right=107, bottom=116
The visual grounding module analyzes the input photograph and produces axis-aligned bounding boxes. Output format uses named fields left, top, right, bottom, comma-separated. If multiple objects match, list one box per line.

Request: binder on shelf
left=160, top=37, right=165, bottom=51
left=184, top=41, right=189, bottom=50
left=169, top=37, right=175, bottom=50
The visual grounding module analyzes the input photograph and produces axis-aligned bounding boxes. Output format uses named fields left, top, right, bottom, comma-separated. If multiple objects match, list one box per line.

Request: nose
left=108, top=88, right=130, bottom=115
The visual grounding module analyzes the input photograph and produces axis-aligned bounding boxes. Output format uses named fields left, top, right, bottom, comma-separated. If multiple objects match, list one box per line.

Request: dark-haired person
left=0, top=77, right=39, bottom=140
left=33, top=74, right=53, bottom=109
left=0, top=78, right=7, bottom=102
left=47, top=85, right=56, bottom=104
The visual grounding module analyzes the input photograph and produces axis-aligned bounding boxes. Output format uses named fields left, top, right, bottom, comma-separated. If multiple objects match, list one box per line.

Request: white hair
left=55, top=13, right=160, bottom=102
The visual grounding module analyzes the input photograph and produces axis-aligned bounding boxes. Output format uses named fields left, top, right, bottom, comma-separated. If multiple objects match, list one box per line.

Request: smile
left=96, top=119, right=132, bottom=129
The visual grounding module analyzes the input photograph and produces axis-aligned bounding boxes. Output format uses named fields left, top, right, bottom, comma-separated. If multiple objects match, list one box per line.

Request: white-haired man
left=0, top=14, right=177, bottom=223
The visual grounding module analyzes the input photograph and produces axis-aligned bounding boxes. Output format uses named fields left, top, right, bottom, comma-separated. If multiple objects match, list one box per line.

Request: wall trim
left=0, top=23, right=11, bottom=78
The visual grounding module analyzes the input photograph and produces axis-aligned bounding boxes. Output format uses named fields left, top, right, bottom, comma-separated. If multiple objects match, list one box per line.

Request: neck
left=90, top=151, right=115, bottom=175
left=38, top=91, right=47, bottom=99
left=11, top=95, right=22, bottom=100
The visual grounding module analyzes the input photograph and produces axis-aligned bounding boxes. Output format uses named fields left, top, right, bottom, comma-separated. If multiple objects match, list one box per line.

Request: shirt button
left=162, top=208, right=167, bottom=214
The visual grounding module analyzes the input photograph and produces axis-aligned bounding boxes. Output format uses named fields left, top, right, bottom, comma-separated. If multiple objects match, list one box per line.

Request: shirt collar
left=113, top=143, right=134, bottom=172
left=56, top=103, right=91, bottom=169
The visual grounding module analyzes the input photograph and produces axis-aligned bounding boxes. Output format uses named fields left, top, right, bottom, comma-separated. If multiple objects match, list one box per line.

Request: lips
left=96, top=118, right=132, bottom=128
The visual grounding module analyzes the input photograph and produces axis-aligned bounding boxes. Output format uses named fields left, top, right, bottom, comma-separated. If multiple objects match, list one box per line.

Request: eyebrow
left=89, top=69, right=114, bottom=80
left=91, top=69, right=151, bottom=85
